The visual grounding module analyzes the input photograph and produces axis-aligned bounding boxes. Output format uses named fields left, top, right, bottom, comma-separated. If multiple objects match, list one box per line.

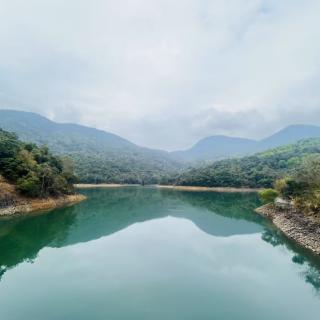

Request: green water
left=0, top=187, right=319, bottom=319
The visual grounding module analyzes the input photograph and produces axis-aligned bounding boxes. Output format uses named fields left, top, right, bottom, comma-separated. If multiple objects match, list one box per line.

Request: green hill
left=175, top=138, right=320, bottom=188
left=0, top=110, right=182, bottom=184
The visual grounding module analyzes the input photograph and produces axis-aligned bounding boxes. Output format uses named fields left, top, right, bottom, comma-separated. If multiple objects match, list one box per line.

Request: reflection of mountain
left=0, top=188, right=262, bottom=274
left=59, top=188, right=264, bottom=246
left=161, top=190, right=264, bottom=237
left=0, top=187, right=320, bottom=293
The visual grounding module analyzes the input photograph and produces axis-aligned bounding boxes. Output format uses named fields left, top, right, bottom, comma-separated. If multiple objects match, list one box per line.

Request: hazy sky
left=0, top=0, right=320, bottom=150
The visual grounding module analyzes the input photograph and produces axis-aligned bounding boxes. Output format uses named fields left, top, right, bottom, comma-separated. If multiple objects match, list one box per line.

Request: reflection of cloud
left=0, top=0, right=320, bottom=150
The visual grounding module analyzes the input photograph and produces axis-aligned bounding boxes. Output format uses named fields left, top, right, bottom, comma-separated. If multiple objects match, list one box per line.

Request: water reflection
left=0, top=205, right=77, bottom=278
left=0, top=187, right=320, bottom=294
left=261, top=226, right=320, bottom=294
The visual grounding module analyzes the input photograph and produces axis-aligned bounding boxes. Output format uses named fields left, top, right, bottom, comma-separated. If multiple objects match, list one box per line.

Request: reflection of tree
left=261, top=229, right=284, bottom=247
left=0, top=265, right=6, bottom=280
left=0, top=188, right=263, bottom=280
left=261, top=226, right=320, bottom=294
left=305, top=267, right=320, bottom=291
left=0, top=206, right=77, bottom=280
left=161, top=190, right=264, bottom=223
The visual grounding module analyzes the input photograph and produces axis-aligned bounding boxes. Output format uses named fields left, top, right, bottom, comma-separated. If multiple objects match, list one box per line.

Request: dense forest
left=175, top=138, right=320, bottom=189
left=72, top=152, right=179, bottom=185
left=0, top=129, right=76, bottom=197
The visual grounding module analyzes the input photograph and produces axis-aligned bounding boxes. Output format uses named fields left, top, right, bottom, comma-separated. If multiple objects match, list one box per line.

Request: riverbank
left=0, top=175, right=87, bottom=217
left=75, top=183, right=126, bottom=189
left=0, top=194, right=86, bottom=217
left=75, top=183, right=261, bottom=192
left=158, top=185, right=261, bottom=193
left=256, top=203, right=320, bottom=255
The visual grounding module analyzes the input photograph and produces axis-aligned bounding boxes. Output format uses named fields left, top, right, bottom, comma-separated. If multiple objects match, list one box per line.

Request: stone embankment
left=256, top=203, right=320, bottom=255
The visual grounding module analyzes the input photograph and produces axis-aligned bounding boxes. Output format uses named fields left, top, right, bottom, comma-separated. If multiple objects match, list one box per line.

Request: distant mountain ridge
left=171, top=124, right=320, bottom=161
left=258, top=124, right=320, bottom=150
left=1, top=109, right=320, bottom=181
left=0, top=110, right=181, bottom=184
left=171, top=136, right=257, bottom=161
left=0, top=109, right=145, bottom=152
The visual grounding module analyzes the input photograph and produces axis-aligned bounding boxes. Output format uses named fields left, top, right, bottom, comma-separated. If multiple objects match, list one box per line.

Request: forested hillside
left=0, top=129, right=75, bottom=197
left=0, top=110, right=182, bottom=184
left=2, top=109, right=320, bottom=186
left=175, top=138, right=320, bottom=188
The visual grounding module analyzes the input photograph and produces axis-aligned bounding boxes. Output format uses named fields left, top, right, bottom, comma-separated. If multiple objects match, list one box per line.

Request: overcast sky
left=0, top=0, right=319, bottom=150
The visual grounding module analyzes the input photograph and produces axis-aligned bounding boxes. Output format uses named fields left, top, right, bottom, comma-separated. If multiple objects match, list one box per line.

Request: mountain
left=172, top=136, right=257, bottom=161
left=2, top=109, right=320, bottom=182
left=259, top=124, right=320, bottom=150
left=172, top=124, right=320, bottom=162
left=175, top=138, right=320, bottom=188
left=0, top=110, right=181, bottom=184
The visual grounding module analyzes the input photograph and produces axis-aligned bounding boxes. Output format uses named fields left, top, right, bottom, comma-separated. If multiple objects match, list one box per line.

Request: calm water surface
left=0, top=187, right=320, bottom=319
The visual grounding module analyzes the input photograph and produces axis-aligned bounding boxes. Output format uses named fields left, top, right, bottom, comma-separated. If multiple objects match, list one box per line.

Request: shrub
left=259, top=189, right=279, bottom=203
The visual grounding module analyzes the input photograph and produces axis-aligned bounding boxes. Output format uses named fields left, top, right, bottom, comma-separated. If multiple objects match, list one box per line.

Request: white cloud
left=0, top=0, right=319, bottom=150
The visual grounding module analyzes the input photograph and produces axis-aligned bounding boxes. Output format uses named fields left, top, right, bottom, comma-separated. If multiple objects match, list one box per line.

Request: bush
left=259, top=189, right=278, bottom=203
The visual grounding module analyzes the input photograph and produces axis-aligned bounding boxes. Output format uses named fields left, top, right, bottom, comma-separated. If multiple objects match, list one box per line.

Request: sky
left=0, top=0, right=320, bottom=151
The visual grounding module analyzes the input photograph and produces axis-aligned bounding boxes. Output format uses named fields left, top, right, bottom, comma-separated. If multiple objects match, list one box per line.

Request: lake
left=0, top=187, right=319, bottom=319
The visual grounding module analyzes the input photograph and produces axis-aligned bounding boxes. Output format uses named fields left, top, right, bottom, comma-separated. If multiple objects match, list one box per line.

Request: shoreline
left=255, top=203, right=320, bottom=255
left=0, top=194, right=86, bottom=217
left=157, top=185, right=261, bottom=193
left=74, top=183, right=262, bottom=193
left=74, top=183, right=127, bottom=189
left=75, top=183, right=260, bottom=193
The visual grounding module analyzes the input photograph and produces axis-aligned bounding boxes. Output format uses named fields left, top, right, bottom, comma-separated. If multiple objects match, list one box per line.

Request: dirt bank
left=0, top=177, right=86, bottom=217
left=0, top=194, right=86, bottom=217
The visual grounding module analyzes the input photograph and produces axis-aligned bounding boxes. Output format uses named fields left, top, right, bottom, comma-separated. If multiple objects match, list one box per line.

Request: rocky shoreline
left=256, top=203, right=320, bottom=255
left=0, top=194, right=86, bottom=217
